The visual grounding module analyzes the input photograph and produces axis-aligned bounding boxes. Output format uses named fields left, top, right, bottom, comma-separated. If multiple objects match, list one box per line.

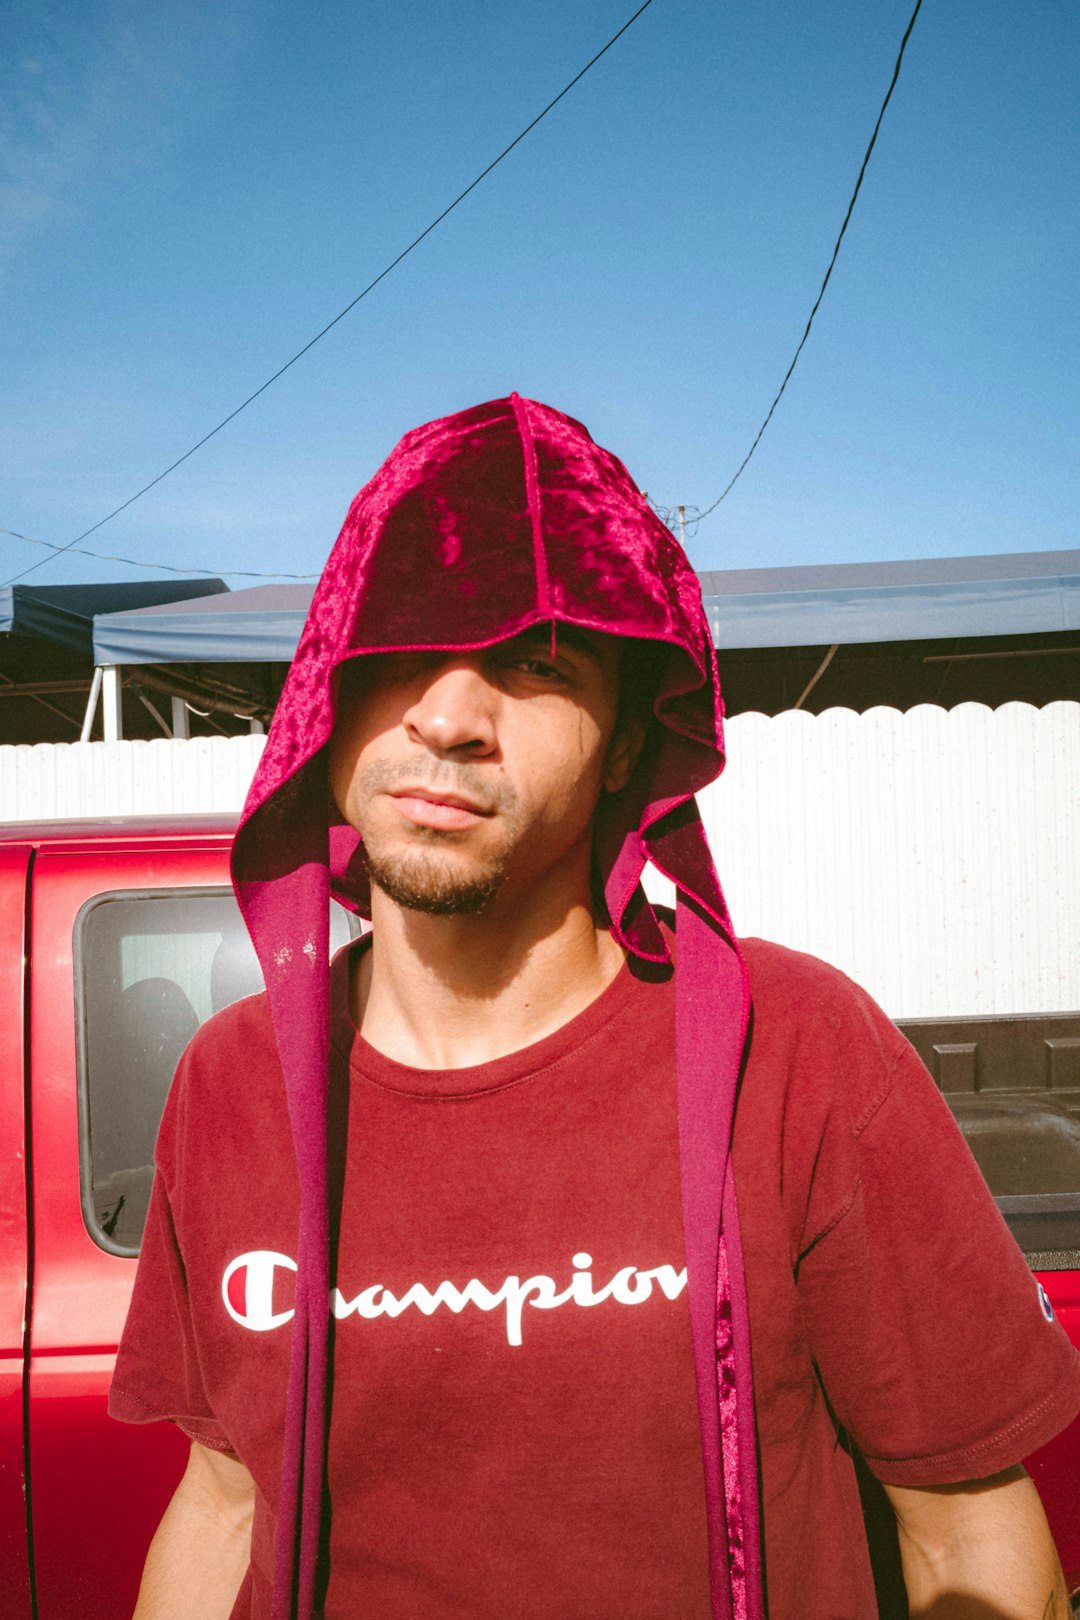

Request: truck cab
left=1, top=815, right=1078, bottom=1617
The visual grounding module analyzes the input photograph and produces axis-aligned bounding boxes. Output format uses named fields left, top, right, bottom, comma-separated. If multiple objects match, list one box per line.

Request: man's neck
left=350, top=878, right=626, bottom=1070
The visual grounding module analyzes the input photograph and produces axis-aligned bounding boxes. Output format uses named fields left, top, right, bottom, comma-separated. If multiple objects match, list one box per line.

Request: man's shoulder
left=738, top=936, right=912, bottom=1122
left=164, top=990, right=280, bottom=1131
left=186, top=987, right=276, bottom=1066
left=741, top=935, right=886, bottom=1021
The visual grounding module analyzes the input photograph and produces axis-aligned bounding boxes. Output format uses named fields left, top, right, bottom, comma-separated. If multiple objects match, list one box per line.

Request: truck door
left=25, top=836, right=354, bottom=1620
left=26, top=840, right=231, bottom=1620
left=0, top=845, right=33, bottom=1620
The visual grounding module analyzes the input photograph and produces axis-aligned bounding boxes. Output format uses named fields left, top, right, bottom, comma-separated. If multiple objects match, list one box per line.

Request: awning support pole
left=132, top=687, right=172, bottom=739
left=171, top=696, right=191, bottom=739
left=101, top=666, right=122, bottom=742
left=793, top=644, right=839, bottom=711
left=80, top=667, right=103, bottom=743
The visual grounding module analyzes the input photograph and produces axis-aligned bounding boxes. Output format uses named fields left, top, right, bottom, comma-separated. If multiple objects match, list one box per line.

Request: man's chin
left=365, top=850, right=504, bottom=917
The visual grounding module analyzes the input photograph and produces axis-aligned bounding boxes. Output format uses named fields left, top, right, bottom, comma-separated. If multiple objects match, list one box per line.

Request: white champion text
left=222, top=1250, right=687, bottom=1347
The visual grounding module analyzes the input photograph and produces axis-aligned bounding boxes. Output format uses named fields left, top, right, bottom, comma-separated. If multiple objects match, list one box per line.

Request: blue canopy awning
left=93, top=583, right=313, bottom=665
left=89, top=550, right=1080, bottom=664
left=2, top=579, right=227, bottom=657
left=700, top=550, right=1080, bottom=648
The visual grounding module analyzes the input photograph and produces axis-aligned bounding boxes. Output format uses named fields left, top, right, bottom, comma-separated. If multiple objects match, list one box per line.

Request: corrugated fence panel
left=4, top=707, right=1078, bottom=1018
left=684, top=701, right=1080, bottom=1019
left=0, top=737, right=267, bottom=821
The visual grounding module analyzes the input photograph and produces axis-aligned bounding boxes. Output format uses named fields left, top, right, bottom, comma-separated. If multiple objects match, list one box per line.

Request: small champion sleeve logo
left=1037, top=1283, right=1055, bottom=1323
left=221, top=1250, right=687, bottom=1346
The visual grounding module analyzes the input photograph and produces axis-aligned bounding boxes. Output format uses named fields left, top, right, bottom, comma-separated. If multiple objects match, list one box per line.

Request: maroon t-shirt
left=111, top=937, right=1080, bottom=1618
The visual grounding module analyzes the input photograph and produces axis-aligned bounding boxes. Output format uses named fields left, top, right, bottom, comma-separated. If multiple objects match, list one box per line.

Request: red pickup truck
left=3, top=816, right=1079, bottom=1618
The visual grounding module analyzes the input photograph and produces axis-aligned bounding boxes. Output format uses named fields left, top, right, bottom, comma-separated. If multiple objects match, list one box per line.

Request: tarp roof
left=90, top=549, right=1080, bottom=664
left=93, top=583, right=313, bottom=664
left=2, top=578, right=227, bottom=656
left=698, top=549, right=1080, bottom=648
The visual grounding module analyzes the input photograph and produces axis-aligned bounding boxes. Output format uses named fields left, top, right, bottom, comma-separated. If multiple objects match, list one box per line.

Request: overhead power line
left=0, top=0, right=657, bottom=593
left=0, top=526, right=319, bottom=582
left=686, top=0, right=924, bottom=531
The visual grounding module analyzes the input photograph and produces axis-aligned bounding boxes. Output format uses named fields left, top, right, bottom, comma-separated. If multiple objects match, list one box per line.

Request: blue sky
left=2, top=0, right=1077, bottom=590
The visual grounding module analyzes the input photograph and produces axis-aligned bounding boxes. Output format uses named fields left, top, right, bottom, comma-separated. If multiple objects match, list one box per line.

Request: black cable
left=0, top=526, right=318, bottom=582
left=1, top=0, right=657, bottom=592
left=689, top=0, right=924, bottom=528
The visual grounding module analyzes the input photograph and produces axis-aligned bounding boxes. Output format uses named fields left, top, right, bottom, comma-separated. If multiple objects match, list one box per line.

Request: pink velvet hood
left=232, top=394, right=761, bottom=1620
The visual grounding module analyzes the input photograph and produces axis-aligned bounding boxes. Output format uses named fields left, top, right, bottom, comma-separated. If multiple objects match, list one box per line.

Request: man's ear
left=602, top=712, right=646, bottom=794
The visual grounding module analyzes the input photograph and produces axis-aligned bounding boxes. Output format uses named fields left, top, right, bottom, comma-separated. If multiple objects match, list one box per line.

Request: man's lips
left=389, top=789, right=493, bottom=830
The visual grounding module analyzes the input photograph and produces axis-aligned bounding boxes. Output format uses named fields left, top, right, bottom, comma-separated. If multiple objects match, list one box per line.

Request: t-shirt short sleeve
left=795, top=1030, right=1080, bottom=1486
left=108, top=1057, right=233, bottom=1454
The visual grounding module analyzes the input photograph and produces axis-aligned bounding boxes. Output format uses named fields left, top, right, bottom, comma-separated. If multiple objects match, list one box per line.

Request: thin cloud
left=0, top=0, right=257, bottom=271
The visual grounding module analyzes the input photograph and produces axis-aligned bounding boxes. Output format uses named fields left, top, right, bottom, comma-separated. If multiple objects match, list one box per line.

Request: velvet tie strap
left=675, top=888, right=763, bottom=1620
left=233, top=828, right=332, bottom=1620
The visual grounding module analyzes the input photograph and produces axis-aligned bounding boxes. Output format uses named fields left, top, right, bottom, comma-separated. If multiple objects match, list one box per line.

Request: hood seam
left=510, top=392, right=552, bottom=620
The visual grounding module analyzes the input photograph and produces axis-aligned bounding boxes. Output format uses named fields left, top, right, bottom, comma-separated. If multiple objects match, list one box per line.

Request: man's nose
left=402, top=658, right=497, bottom=756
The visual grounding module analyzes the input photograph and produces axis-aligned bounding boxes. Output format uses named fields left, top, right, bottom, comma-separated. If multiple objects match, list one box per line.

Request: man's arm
left=132, top=1439, right=254, bottom=1619
left=885, top=1466, right=1071, bottom=1619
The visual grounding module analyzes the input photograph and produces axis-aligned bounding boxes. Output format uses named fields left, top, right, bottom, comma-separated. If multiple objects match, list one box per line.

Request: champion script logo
left=221, top=1251, right=688, bottom=1347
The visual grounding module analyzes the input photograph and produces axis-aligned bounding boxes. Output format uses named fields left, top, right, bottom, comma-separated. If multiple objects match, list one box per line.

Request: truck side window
left=76, top=889, right=355, bottom=1256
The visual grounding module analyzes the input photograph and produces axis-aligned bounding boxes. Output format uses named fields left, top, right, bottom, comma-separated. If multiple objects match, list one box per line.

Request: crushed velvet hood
left=232, top=394, right=761, bottom=1620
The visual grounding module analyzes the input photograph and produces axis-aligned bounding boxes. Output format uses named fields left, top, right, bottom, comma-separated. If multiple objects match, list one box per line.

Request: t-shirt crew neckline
left=329, top=935, right=669, bottom=1100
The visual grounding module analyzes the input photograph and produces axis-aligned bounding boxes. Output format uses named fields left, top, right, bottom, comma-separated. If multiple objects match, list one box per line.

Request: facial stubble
left=356, top=761, right=525, bottom=917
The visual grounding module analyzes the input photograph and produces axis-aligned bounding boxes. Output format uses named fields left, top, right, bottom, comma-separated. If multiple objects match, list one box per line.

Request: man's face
left=328, top=627, right=641, bottom=916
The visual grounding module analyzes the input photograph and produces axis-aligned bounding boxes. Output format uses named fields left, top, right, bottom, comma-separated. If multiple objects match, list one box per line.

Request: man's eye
left=514, top=657, right=568, bottom=683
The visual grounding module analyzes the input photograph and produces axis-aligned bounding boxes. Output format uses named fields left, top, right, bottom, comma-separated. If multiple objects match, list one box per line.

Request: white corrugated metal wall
left=694, top=701, right=1080, bottom=1020
left=0, top=735, right=267, bottom=819
left=2, top=702, right=1077, bottom=1020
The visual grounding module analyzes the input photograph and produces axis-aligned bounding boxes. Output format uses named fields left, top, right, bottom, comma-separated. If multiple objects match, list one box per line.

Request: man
left=111, top=395, right=1080, bottom=1620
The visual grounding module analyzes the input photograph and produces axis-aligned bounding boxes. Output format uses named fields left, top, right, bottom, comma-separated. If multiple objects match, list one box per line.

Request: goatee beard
left=364, top=848, right=505, bottom=916
left=356, top=760, right=520, bottom=917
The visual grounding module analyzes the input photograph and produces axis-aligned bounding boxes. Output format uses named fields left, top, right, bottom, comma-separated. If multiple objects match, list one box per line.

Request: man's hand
left=132, top=1439, right=255, bottom=1619
left=885, top=1465, right=1071, bottom=1619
